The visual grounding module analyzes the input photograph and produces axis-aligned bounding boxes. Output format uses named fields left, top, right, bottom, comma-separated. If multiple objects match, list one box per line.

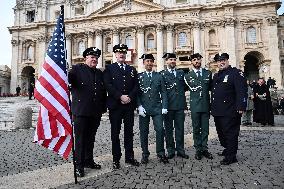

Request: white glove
left=162, top=109, right=168, bottom=114
left=138, top=105, right=146, bottom=117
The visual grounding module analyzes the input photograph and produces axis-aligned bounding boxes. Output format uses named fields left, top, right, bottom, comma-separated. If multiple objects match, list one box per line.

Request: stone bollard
left=14, top=106, right=33, bottom=129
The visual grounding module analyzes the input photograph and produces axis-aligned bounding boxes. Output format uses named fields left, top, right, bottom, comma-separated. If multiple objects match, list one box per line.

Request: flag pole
left=61, top=5, right=78, bottom=184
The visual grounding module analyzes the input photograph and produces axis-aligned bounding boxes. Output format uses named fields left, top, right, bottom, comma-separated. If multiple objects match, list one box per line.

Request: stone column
left=257, top=21, right=262, bottom=43
left=112, top=29, right=120, bottom=63
left=166, top=24, right=174, bottom=53
left=193, top=21, right=201, bottom=54
left=95, top=29, right=103, bottom=68
left=36, top=35, right=47, bottom=76
left=87, top=31, right=94, bottom=47
left=66, top=33, right=72, bottom=68
left=137, top=26, right=145, bottom=73
left=266, top=17, right=282, bottom=88
left=156, top=24, right=164, bottom=71
left=10, top=39, right=20, bottom=94
left=224, top=18, right=237, bottom=67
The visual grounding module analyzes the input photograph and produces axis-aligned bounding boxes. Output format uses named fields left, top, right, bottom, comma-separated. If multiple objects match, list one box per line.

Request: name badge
left=223, top=75, right=228, bottom=82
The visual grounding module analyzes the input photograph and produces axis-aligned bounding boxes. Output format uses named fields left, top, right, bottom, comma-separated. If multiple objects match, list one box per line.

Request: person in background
left=16, top=85, right=21, bottom=96
left=253, top=78, right=274, bottom=126
left=242, top=80, right=254, bottom=126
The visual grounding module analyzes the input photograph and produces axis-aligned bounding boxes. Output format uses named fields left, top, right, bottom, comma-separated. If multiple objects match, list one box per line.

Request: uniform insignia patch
left=223, top=75, right=228, bottom=82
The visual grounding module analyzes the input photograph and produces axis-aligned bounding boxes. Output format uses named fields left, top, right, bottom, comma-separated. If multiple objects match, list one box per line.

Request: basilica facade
left=8, top=0, right=283, bottom=93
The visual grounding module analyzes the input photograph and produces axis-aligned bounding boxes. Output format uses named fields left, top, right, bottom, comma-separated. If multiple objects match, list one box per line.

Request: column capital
left=166, top=24, right=174, bottom=32
left=193, top=21, right=200, bottom=29
left=136, top=25, right=144, bottom=34
left=156, top=24, right=164, bottom=32
left=265, top=16, right=279, bottom=26
left=95, top=29, right=103, bottom=36
left=112, top=28, right=120, bottom=35
left=85, top=31, right=94, bottom=37
left=11, top=39, right=20, bottom=46
left=223, top=17, right=236, bottom=27
left=36, top=35, right=47, bottom=42
left=66, top=33, right=73, bottom=40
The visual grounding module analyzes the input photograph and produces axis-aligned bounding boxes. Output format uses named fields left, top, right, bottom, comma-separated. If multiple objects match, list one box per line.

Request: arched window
left=105, top=37, right=112, bottom=53
left=27, top=45, right=33, bottom=60
left=247, top=26, right=257, bottom=43
left=78, top=41, right=85, bottom=55
left=178, top=32, right=187, bottom=47
left=209, top=29, right=217, bottom=46
left=125, top=35, right=133, bottom=49
left=147, top=33, right=154, bottom=49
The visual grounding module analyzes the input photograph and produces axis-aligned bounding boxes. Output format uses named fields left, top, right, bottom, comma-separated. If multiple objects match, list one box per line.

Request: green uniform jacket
left=137, top=71, right=167, bottom=115
left=160, top=69, right=187, bottom=110
left=184, top=68, right=212, bottom=113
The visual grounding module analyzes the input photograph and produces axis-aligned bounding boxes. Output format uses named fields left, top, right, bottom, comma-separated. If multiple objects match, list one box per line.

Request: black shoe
left=84, top=162, right=101, bottom=169
left=167, top=154, right=175, bottom=159
left=177, top=153, right=189, bottom=159
left=247, top=122, right=252, bottom=125
left=242, top=122, right=248, bottom=126
left=125, top=158, right=140, bottom=166
left=113, top=161, right=120, bottom=169
left=195, top=152, right=202, bottom=160
left=158, top=155, right=169, bottom=164
left=75, top=168, right=84, bottom=177
left=220, top=158, right=238, bottom=165
left=141, top=157, right=149, bottom=164
left=202, top=151, right=213, bottom=159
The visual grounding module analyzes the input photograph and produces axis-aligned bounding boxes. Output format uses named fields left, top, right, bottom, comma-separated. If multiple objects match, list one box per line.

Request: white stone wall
left=9, top=0, right=283, bottom=90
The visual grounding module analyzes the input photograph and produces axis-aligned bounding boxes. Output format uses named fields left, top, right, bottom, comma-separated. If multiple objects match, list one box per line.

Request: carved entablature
left=204, top=21, right=223, bottom=28
left=11, top=39, right=20, bottom=46
left=265, top=16, right=279, bottom=26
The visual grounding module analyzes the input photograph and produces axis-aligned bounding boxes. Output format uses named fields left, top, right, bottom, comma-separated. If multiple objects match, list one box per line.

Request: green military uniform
left=184, top=68, right=212, bottom=153
left=161, top=69, right=187, bottom=156
left=137, top=71, right=168, bottom=158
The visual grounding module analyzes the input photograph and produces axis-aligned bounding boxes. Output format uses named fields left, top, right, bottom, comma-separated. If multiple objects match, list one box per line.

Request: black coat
left=211, top=66, right=248, bottom=117
left=103, top=63, right=138, bottom=110
left=69, top=64, right=106, bottom=116
left=253, top=84, right=274, bottom=124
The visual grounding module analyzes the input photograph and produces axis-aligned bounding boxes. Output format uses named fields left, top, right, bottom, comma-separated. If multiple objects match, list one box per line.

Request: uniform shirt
left=211, top=66, right=247, bottom=117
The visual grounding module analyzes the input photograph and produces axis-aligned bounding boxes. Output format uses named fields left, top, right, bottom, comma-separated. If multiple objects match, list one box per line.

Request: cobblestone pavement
left=0, top=97, right=283, bottom=189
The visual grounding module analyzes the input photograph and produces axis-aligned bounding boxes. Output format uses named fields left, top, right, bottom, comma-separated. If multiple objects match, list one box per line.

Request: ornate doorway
left=244, top=51, right=264, bottom=81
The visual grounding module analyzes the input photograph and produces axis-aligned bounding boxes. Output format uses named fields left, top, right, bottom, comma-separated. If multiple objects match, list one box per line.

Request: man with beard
left=137, top=53, right=169, bottom=164
left=104, top=44, right=140, bottom=169
left=253, top=78, right=274, bottom=126
left=69, top=47, right=107, bottom=177
left=161, top=53, right=189, bottom=159
left=184, top=53, right=213, bottom=160
left=211, top=53, right=247, bottom=165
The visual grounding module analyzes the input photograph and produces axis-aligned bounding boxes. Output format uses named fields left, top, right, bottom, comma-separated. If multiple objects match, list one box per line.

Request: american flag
left=33, top=8, right=72, bottom=159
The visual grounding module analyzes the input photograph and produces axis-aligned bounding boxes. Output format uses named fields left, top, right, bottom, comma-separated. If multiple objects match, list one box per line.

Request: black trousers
left=73, top=114, right=101, bottom=169
left=214, top=116, right=241, bottom=160
left=109, top=107, right=134, bottom=162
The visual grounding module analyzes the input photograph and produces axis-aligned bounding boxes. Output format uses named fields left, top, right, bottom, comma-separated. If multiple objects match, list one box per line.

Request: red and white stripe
left=34, top=55, right=72, bottom=159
